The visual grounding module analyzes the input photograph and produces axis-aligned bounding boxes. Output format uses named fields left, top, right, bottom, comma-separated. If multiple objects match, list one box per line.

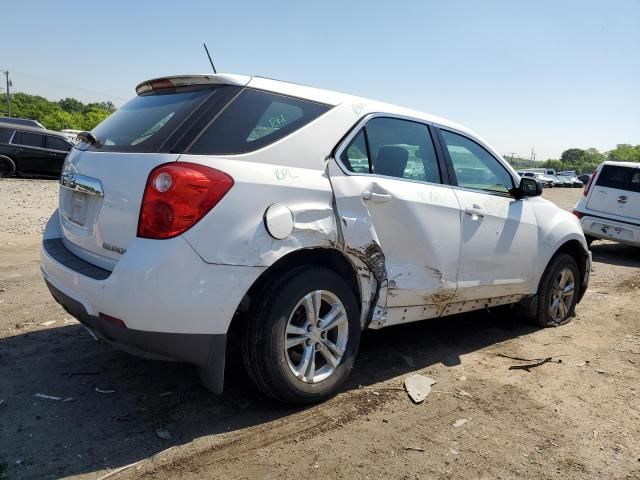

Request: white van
left=574, top=161, right=640, bottom=246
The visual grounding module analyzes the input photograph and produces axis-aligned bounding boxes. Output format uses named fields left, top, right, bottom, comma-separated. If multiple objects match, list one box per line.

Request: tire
left=585, top=235, right=596, bottom=247
left=242, top=267, right=361, bottom=404
left=533, top=253, right=580, bottom=327
left=0, top=156, right=16, bottom=178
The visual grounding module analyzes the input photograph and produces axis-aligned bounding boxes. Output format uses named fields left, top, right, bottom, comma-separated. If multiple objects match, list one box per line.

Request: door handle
left=362, top=190, right=392, bottom=203
left=618, top=196, right=628, bottom=204
left=464, top=205, right=485, bottom=218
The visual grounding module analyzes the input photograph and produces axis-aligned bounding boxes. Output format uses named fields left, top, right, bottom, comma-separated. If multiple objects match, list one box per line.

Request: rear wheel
left=0, top=156, right=16, bottom=178
left=243, top=267, right=360, bottom=404
left=533, top=253, right=579, bottom=327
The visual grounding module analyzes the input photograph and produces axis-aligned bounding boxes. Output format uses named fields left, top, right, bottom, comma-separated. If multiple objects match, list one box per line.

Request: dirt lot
left=1, top=179, right=639, bottom=480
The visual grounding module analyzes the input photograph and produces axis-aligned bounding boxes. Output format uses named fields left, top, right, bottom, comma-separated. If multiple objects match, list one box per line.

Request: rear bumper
left=580, top=214, right=640, bottom=247
left=45, top=279, right=227, bottom=392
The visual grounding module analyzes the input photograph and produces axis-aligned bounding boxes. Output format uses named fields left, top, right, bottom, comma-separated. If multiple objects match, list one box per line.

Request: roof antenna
left=203, top=43, right=217, bottom=74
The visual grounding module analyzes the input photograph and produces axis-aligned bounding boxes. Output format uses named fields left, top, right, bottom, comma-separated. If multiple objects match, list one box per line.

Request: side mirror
left=513, top=176, right=543, bottom=199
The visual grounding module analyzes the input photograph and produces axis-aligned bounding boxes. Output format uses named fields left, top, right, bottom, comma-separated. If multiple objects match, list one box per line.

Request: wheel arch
left=0, top=155, right=16, bottom=176
left=227, top=247, right=364, bottom=346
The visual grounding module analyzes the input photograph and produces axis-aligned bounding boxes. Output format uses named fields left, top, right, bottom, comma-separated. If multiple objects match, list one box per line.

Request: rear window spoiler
left=136, top=74, right=251, bottom=95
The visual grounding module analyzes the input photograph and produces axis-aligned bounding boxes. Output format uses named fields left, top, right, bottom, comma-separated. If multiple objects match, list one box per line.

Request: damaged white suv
left=41, top=74, right=591, bottom=403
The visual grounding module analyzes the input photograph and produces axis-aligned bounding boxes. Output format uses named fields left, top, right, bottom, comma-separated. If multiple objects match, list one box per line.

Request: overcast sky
left=1, top=0, right=638, bottom=159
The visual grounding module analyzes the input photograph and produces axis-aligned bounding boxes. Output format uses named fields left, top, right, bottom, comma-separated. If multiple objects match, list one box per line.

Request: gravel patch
left=0, top=178, right=59, bottom=235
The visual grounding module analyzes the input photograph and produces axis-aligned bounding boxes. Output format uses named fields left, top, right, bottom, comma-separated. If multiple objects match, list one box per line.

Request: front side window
left=189, top=89, right=331, bottom=155
left=47, top=136, right=72, bottom=152
left=340, top=117, right=441, bottom=184
left=440, top=130, right=513, bottom=194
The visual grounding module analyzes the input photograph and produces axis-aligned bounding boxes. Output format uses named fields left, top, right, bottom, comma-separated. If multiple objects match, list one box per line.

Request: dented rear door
left=329, top=117, right=462, bottom=324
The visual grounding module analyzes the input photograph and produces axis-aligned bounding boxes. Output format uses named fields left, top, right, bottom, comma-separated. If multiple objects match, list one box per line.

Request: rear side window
left=189, top=89, right=330, bottom=155
left=340, top=117, right=441, bottom=184
left=0, top=127, right=14, bottom=143
left=15, top=131, right=45, bottom=148
left=596, top=165, right=639, bottom=192
left=79, top=87, right=222, bottom=153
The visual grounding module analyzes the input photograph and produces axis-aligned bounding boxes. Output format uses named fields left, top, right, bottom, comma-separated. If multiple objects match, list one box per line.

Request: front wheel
left=0, top=156, right=16, bottom=178
left=533, top=253, right=579, bottom=327
left=242, top=267, right=361, bottom=404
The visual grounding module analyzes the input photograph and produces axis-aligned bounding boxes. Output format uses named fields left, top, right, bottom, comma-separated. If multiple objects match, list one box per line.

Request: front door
left=437, top=128, right=538, bottom=302
left=330, top=117, right=462, bottom=325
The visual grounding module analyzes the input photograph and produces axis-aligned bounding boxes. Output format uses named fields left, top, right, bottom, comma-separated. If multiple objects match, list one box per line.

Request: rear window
left=596, top=165, right=640, bottom=192
left=188, top=89, right=331, bottom=155
left=0, top=127, right=14, bottom=143
left=78, top=87, right=220, bottom=153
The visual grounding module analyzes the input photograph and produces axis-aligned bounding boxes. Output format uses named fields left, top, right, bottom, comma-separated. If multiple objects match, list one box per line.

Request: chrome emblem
left=102, top=242, right=127, bottom=255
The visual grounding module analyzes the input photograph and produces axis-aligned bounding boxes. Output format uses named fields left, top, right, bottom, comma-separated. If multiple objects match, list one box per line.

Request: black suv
left=0, top=122, right=74, bottom=177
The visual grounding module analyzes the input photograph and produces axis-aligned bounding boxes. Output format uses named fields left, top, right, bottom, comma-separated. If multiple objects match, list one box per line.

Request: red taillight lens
left=137, top=162, right=233, bottom=239
left=572, top=210, right=583, bottom=219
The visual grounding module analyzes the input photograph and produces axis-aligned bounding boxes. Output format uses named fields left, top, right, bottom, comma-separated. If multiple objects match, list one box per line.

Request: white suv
left=574, top=161, right=640, bottom=247
left=41, top=74, right=591, bottom=403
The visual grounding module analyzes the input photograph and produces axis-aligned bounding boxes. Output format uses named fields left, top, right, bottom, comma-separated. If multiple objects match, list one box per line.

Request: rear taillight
left=583, top=169, right=597, bottom=197
left=137, top=162, right=233, bottom=239
left=572, top=210, right=583, bottom=219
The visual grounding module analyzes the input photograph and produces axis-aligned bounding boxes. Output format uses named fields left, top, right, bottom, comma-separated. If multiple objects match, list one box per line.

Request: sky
left=1, top=0, right=638, bottom=159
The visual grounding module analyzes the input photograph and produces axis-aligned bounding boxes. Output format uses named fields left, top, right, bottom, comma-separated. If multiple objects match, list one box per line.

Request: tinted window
left=47, top=136, right=72, bottom=151
left=80, top=87, right=219, bottom=153
left=441, top=130, right=513, bottom=193
left=189, top=89, right=330, bottom=155
left=0, top=127, right=14, bottom=143
left=596, top=165, right=637, bottom=191
left=18, top=132, right=44, bottom=148
left=340, top=130, right=370, bottom=174
left=349, top=117, right=440, bottom=183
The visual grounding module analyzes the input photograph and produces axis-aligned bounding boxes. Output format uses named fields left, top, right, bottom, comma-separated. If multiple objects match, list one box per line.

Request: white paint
left=575, top=161, right=640, bottom=247
left=41, top=72, right=590, bottom=347
left=264, top=203, right=294, bottom=240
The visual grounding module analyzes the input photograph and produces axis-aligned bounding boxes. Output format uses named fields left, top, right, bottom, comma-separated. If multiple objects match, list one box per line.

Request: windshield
left=77, top=87, right=218, bottom=153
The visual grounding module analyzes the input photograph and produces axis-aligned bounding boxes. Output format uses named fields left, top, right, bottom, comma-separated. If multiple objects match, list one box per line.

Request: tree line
left=2, top=93, right=115, bottom=131
left=507, top=145, right=639, bottom=174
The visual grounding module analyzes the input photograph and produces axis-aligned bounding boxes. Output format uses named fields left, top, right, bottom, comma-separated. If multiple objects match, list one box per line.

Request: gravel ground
left=0, top=179, right=59, bottom=236
left=0, top=180, right=638, bottom=480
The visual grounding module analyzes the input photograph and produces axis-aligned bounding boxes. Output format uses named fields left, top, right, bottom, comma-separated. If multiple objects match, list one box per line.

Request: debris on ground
left=95, top=387, right=116, bottom=394
left=457, top=376, right=467, bottom=381
left=508, top=357, right=561, bottom=372
left=404, top=374, right=436, bottom=403
left=404, top=446, right=425, bottom=452
left=453, top=418, right=471, bottom=428
left=40, top=320, right=56, bottom=327
left=457, top=389, right=473, bottom=399
left=34, top=393, right=62, bottom=401
left=155, top=429, right=172, bottom=440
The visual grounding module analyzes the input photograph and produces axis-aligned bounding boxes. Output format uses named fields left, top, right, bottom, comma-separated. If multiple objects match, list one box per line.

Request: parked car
left=552, top=175, right=572, bottom=187
left=41, top=74, right=591, bottom=404
left=0, top=122, right=74, bottom=177
left=574, top=161, right=640, bottom=247
left=558, top=171, right=584, bottom=187
left=0, top=117, right=45, bottom=129
left=578, top=174, right=591, bottom=185
left=60, top=129, right=83, bottom=144
left=520, top=170, right=555, bottom=187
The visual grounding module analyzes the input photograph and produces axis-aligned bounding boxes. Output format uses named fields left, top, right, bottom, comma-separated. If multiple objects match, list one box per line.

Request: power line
left=10, top=69, right=129, bottom=101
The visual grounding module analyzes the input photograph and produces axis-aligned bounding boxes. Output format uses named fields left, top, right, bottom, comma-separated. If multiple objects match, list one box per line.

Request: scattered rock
left=155, top=429, right=172, bottom=440
left=34, top=393, right=62, bottom=401
left=458, top=389, right=473, bottom=399
left=453, top=418, right=471, bottom=428
left=40, top=320, right=56, bottom=327
left=404, top=374, right=436, bottom=403
left=404, top=446, right=425, bottom=452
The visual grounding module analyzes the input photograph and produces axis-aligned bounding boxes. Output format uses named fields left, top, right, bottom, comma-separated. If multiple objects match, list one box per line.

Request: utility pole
left=3, top=71, right=11, bottom=117
left=530, top=147, right=535, bottom=167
